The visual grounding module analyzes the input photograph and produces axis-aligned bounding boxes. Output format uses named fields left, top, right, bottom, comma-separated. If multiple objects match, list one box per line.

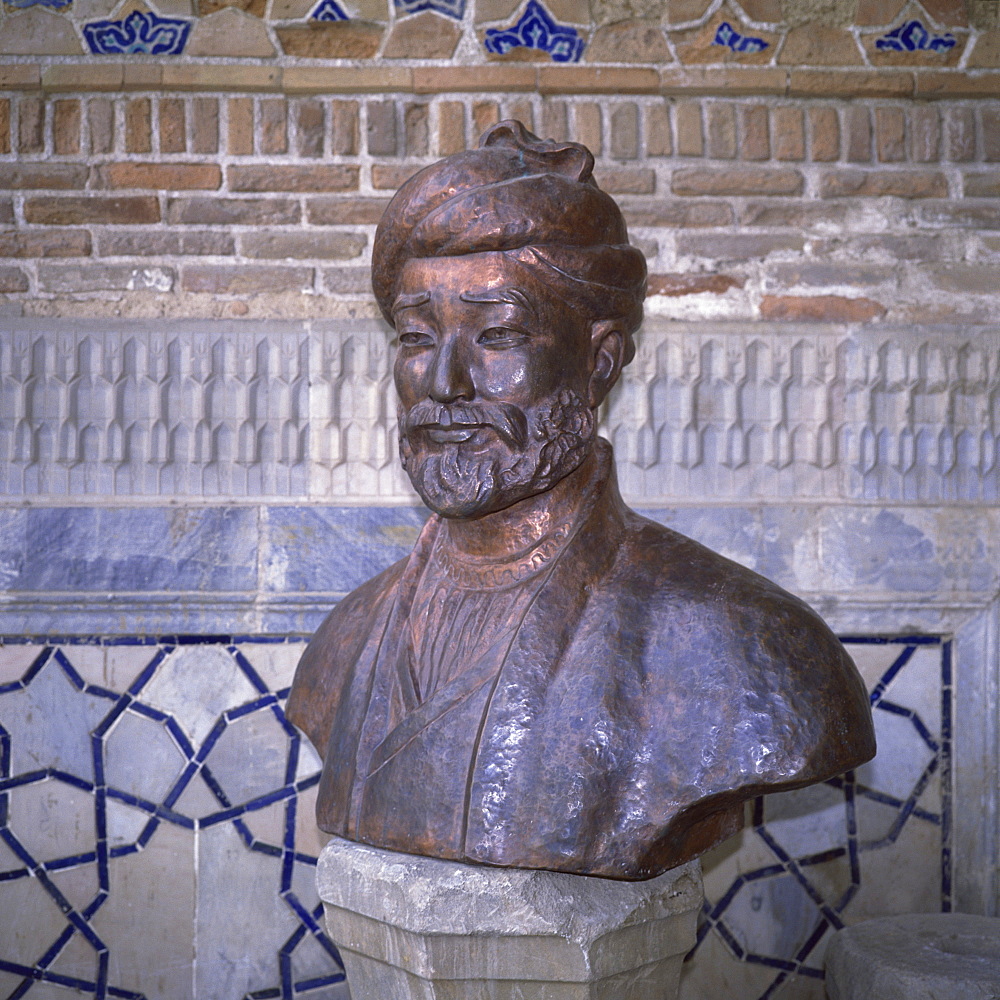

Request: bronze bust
left=287, top=121, right=876, bottom=881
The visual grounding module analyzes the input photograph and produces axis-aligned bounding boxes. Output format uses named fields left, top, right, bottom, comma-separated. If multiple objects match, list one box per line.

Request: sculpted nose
left=428, top=341, right=473, bottom=403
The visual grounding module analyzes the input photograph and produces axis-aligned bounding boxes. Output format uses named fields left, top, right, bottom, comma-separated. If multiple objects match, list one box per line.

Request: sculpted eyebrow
left=392, top=291, right=431, bottom=316
left=459, top=288, right=537, bottom=317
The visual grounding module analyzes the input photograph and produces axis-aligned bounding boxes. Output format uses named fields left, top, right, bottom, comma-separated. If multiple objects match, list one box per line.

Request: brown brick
left=371, top=164, right=421, bottom=189
left=88, top=98, right=113, bottom=155
left=915, top=71, right=1000, bottom=98
left=295, top=100, right=325, bottom=158
left=260, top=99, right=288, bottom=155
left=787, top=70, right=912, bottom=98
left=472, top=101, right=499, bottom=138
left=645, top=104, right=670, bottom=157
left=97, top=231, right=235, bottom=257
left=808, top=107, right=839, bottom=161
left=0, top=199, right=13, bottom=226
left=541, top=100, right=568, bottom=142
left=819, top=169, right=948, bottom=198
left=321, top=268, right=371, bottom=294
left=38, top=263, right=175, bottom=295
left=838, top=234, right=947, bottom=260
left=672, top=166, right=803, bottom=196
left=437, top=101, right=465, bottom=155
left=0, top=66, right=39, bottom=89
left=228, top=164, right=358, bottom=193
left=964, top=173, right=1000, bottom=197
left=190, top=98, right=218, bottom=155
left=538, top=66, right=659, bottom=94
left=944, top=106, right=975, bottom=161
left=241, top=231, right=367, bottom=260
left=0, top=230, right=92, bottom=257
left=677, top=233, right=805, bottom=261
left=647, top=273, right=743, bottom=296
left=159, top=98, right=186, bottom=154
left=277, top=21, right=384, bottom=59
left=771, top=107, right=804, bottom=161
left=95, top=163, right=222, bottom=191
left=307, top=196, right=391, bottom=225
left=927, top=264, right=1000, bottom=294
left=845, top=106, right=871, bottom=162
left=740, top=201, right=849, bottom=228
left=413, top=66, right=533, bottom=93
left=285, top=67, right=410, bottom=94
left=52, top=99, right=80, bottom=156
left=125, top=98, right=152, bottom=153
left=182, top=265, right=314, bottom=295
left=610, top=103, right=639, bottom=160
left=740, top=105, right=769, bottom=161
left=659, top=66, right=788, bottom=96
left=366, top=100, right=397, bottom=156
left=621, top=200, right=733, bottom=227
left=875, top=107, right=906, bottom=162
left=766, top=262, right=895, bottom=288
left=575, top=103, right=602, bottom=156
left=405, top=103, right=428, bottom=157
left=0, top=99, right=9, bottom=155
left=0, top=267, right=29, bottom=293
left=25, top=196, right=160, bottom=225
left=705, top=103, right=736, bottom=160
left=226, top=98, right=252, bottom=157
left=331, top=100, right=359, bottom=155
left=503, top=98, right=533, bottom=132
left=982, top=109, right=1000, bottom=162
left=760, top=294, right=886, bottom=322
left=675, top=102, right=703, bottom=157
left=18, top=96, right=44, bottom=154
left=168, top=197, right=300, bottom=226
left=910, top=106, right=940, bottom=163
left=915, top=202, right=1000, bottom=229
left=0, top=164, right=87, bottom=189
left=593, top=167, right=654, bottom=194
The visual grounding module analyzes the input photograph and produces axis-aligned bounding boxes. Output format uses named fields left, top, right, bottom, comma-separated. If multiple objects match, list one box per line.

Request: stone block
left=228, top=164, right=359, bottom=192
left=259, top=98, right=287, bottom=155
left=186, top=7, right=276, bottom=57
left=586, top=20, right=670, bottom=63
left=0, top=7, right=82, bottom=54
left=125, top=98, right=152, bottom=154
left=383, top=11, right=461, bottom=58
left=318, top=836, right=703, bottom=1000
left=277, top=21, right=383, bottom=59
left=825, top=914, right=1000, bottom=1000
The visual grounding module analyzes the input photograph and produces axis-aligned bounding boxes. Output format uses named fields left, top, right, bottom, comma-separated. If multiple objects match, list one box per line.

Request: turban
left=372, top=120, right=646, bottom=359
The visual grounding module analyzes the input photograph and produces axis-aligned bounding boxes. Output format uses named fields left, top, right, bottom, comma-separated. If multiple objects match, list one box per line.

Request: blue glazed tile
left=263, top=506, right=427, bottom=594
left=876, top=19, right=956, bottom=53
left=5, top=0, right=72, bottom=8
left=83, top=10, right=192, bottom=54
left=17, top=507, right=258, bottom=593
left=713, top=21, right=769, bottom=53
left=395, top=0, right=464, bottom=18
left=0, top=509, right=27, bottom=596
left=310, top=0, right=348, bottom=19
left=484, top=0, right=585, bottom=62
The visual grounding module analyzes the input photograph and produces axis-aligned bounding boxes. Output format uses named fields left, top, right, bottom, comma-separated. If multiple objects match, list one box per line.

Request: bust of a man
left=287, top=121, right=875, bottom=881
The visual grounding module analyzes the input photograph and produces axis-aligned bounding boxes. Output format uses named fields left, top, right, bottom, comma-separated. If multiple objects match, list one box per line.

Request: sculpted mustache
left=401, top=401, right=528, bottom=448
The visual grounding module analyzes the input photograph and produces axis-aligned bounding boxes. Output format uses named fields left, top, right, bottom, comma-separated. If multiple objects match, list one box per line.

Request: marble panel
left=104, top=710, right=188, bottom=804
left=6, top=775, right=96, bottom=868
left=203, top=706, right=291, bottom=806
left=234, top=639, right=307, bottom=692
left=0, top=642, right=45, bottom=683
left=856, top=709, right=937, bottom=803
left=0, top=870, right=75, bottom=973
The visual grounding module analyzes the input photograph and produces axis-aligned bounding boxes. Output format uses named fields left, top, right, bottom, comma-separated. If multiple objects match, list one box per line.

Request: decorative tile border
left=393, top=0, right=465, bottom=20
left=876, top=20, right=957, bottom=54
left=484, top=0, right=585, bottom=63
left=713, top=21, right=769, bottom=54
left=309, top=0, right=348, bottom=22
left=82, top=11, right=192, bottom=56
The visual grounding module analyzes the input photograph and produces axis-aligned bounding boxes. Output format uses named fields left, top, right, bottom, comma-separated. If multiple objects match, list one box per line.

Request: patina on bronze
left=287, top=121, right=876, bottom=881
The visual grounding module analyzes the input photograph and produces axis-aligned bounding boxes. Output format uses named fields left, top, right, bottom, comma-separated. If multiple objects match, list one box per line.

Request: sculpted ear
left=588, top=320, right=626, bottom=408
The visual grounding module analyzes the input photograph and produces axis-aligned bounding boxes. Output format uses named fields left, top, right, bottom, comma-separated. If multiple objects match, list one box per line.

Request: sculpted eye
left=398, top=330, right=434, bottom=347
left=478, top=327, right=527, bottom=347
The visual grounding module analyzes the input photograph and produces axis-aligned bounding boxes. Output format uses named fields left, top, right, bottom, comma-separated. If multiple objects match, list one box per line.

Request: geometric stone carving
left=1, top=319, right=997, bottom=503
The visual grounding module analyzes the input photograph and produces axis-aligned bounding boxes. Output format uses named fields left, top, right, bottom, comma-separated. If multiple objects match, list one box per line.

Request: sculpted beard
left=398, top=389, right=595, bottom=518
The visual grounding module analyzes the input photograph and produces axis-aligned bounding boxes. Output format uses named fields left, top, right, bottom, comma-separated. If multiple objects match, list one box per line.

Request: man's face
left=393, top=252, right=596, bottom=519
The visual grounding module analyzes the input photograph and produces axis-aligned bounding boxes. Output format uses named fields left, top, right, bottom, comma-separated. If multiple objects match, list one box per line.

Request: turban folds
left=372, top=120, right=646, bottom=356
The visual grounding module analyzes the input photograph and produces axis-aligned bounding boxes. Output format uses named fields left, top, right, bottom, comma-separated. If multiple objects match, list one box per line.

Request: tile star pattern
left=309, top=0, right=349, bottom=21
left=393, top=0, right=465, bottom=20
left=82, top=11, right=192, bottom=55
left=483, top=0, right=585, bottom=63
left=0, top=636, right=950, bottom=1000
left=713, top=21, right=769, bottom=53
left=876, top=19, right=957, bottom=53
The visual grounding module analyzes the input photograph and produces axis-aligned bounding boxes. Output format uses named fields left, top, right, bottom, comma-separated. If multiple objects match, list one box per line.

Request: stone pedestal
left=825, top=913, right=1000, bottom=1000
left=316, top=836, right=704, bottom=1000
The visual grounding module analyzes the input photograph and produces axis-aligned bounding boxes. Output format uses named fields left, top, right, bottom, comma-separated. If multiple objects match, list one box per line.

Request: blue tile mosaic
left=483, top=0, right=585, bottom=62
left=713, top=20, right=769, bottom=53
left=0, top=637, right=344, bottom=1000
left=394, top=0, right=464, bottom=20
left=82, top=10, right=192, bottom=55
left=309, top=0, right=348, bottom=20
left=876, top=19, right=957, bottom=53
left=4, top=0, right=72, bottom=9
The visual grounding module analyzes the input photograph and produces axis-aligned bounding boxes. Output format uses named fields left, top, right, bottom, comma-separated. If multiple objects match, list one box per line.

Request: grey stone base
left=317, top=837, right=704, bottom=1000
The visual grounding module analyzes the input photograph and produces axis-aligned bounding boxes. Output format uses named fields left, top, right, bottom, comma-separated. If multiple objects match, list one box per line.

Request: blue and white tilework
left=876, top=19, right=957, bottom=52
left=0, top=634, right=950, bottom=1000
left=393, top=0, right=464, bottom=20
left=82, top=11, right=192, bottom=56
left=713, top=21, right=769, bottom=53
left=309, top=0, right=348, bottom=21
left=484, top=0, right=585, bottom=62
left=4, top=0, right=72, bottom=10
left=0, top=637, right=345, bottom=1000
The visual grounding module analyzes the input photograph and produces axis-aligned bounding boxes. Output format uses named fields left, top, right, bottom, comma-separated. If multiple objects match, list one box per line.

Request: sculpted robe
left=287, top=441, right=875, bottom=880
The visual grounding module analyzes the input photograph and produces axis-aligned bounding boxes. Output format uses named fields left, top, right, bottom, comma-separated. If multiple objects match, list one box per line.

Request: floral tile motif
left=4, top=0, right=72, bottom=10
left=484, top=0, right=584, bottom=63
left=713, top=20, right=769, bottom=53
left=876, top=18, right=956, bottom=52
left=309, top=0, right=348, bottom=20
left=394, top=0, right=464, bottom=20
left=83, top=10, right=192, bottom=55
